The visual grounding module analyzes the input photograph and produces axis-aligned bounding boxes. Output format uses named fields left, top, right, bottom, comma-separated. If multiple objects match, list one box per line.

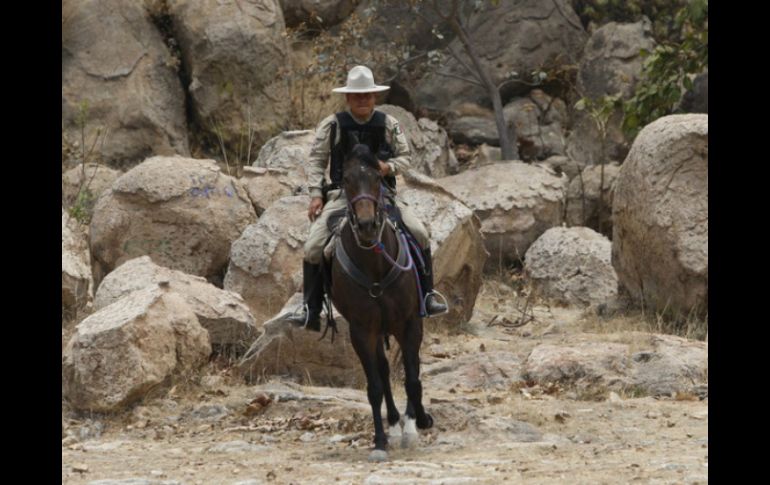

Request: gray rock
left=504, top=90, right=568, bottom=161
left=87, top=480, right=181, bottom=485
left=414, top=0, right=587, bottom=113
left=62, top=210, right=93, bottom=318
left=525, top=227, right=618, bottom=306
left=447, top=116, right=500, bottom=146
left=63, top=287, right=211, bottom=412
left=94, top=256, right=257, bottom=348
left=169, top=0, right=290, bottom=152
left=379, top=105, right=458, bottom=177
left=535, top=155, right=581, bottom=181
left=524, top=333, right=708, bottom=396
left=566, top=20, right=655, bottom=166
left=236, top=293, right=368, bottom=388
left=438, top=162, right=567, bottom=270
left=612, top=114, right=708, bottom=318
left=207, top=440, right=270, bottom=454
left=62, top=0, right=189, bottom=169
left=399, top=181, right=488, bottom=327
left=62, top=163, right=123, bottom=208
left=188, top=404, right=231, bottom=421
left=422, top=351, right=522, bottom=391
left=224, top=196, right=310, bottom=324
left=577, top=20, right=656, bottom=100
left=565, top=163, right=620, bottom=235
left=89, top=156, right=256, bottom=285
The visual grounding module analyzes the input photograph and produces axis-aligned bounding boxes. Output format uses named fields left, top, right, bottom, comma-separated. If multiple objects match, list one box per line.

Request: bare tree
left=407, top=0, right=519, bottom=160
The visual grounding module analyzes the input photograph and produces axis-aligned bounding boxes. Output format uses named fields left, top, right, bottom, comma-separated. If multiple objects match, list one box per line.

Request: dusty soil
left=62, top=284, right=708, bottom=485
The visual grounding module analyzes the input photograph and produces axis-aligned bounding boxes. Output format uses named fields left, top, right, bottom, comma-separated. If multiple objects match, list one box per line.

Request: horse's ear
left=350, top=132, right=360, bottom=146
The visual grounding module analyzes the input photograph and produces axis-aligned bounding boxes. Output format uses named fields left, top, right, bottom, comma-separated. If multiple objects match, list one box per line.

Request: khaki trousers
left=303, top=189, right=430, bottom=264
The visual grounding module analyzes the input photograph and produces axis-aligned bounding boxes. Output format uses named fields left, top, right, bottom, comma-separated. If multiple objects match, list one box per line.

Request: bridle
left=347, top=190, right=387, bottom=250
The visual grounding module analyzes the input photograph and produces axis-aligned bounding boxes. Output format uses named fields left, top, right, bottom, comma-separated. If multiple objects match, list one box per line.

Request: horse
left=329, top=143, right=434, bottom=462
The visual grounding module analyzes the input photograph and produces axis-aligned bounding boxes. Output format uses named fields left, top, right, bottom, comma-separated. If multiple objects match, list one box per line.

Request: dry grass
left=580, top=305, right=708, bottom=342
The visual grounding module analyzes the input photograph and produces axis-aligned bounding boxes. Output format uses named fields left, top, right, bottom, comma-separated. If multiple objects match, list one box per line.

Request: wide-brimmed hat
left=332, top=65, right=390, bottom=93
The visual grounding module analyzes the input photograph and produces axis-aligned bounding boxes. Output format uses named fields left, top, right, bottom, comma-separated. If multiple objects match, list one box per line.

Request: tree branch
left=447, top=44, right=483, bottom=84
left=381, top=51, right=429, bottom=84
left=497, top=77, right=542, bottom=91
left=434, top=70, right=484, bottom=87
left=551, top=0, right=584, bottom=32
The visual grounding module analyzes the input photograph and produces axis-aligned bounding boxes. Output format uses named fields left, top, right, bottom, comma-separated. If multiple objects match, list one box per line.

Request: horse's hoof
left=368, top=449, right=389, bottom=462
left=388, top=423, right=402, bottom=438
left=401, top=432, right=419, bottom=449
left=417, top=413, right=434, bottom=430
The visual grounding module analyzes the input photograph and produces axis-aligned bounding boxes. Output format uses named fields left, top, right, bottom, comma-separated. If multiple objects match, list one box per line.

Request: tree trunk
left=448, top=18, right=518, bottom=160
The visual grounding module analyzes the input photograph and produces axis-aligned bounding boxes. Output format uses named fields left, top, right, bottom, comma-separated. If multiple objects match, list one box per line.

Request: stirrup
left=424, top=290, right=449, bottom=317
left=289, top=303, right=311, bottom=328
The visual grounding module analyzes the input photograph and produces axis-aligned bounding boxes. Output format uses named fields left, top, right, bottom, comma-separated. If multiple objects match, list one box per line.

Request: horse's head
left=342, top=142, right=384, bottom=244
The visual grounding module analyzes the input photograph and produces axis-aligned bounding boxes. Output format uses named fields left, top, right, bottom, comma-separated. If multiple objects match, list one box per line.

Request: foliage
left=620, top=0, right=708, bottom=139
left=570, top=0, right=690, bottom=41
left=63, top=100, right=109, bottom=225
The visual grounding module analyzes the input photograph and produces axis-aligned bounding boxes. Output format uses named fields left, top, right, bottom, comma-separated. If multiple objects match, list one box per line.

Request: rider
left=288, top=65, right=448, bottom=330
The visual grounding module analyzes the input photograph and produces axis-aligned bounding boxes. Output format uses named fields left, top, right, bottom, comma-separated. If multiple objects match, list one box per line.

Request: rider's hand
left=378, top=160, right=391, bottom=176
left=308, top=197, right=324, bottom=222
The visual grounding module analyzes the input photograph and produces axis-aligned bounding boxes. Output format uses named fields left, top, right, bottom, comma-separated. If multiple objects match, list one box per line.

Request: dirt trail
left=62, top=295, right=708, bottom=485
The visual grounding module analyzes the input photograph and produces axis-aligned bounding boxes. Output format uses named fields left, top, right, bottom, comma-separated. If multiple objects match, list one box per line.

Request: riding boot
left=419, top=248, right=448, bottom=316
left=287, top=261, right=324, bottom=331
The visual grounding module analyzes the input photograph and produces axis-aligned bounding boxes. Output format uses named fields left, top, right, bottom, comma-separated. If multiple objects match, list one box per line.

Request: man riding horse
left=289, top=65, right=448, bottom=330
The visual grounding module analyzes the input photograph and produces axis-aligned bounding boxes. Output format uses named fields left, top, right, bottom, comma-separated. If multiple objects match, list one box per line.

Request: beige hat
left=332, top=65, right=390, bottom=93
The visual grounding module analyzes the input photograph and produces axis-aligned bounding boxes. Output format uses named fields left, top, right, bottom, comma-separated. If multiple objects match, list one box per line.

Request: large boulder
left=377, top=105, right=458, bottom=177
left=566, top=20, right=655, bottom=165
left=400, top=174, right=489, bottom=327
left=252, top=130, right=314, bottom=189
left=564, top=162, right=620, bottom=235
left=577, top=20, right=655, bottom=100
left=612, top=114, right=708, bottom=318
left=447, top=116, right=499, bottom=146
left=417, top=118, right=459, bottom=177
left=524, top=227, right=617, bottom=306
left=62, top=163, right=123, bottom=208
left=240, top=166, right=297, bottom=216
left=414, top=0, right=587, bottom=112
left=236, top=293, right=369, bottom=387
left=168, top=0, right=290, bottom=151
left=63, top=286, right=211, bottom=413
left=504, top=90, right=568, bottom=161
left=438, top=162, right=567, bottom=270
left=523, top=333, right=707, bottom=397
left=224, top=196, right=310, bottom=324
left=62, top=210, right=93, bottom=319
left=89, top=156, right=257, bottom=285
left=62, top=0, right=189, bottom=169
left=94, top=256, right=257, bottom=348
left=280, top=0, right=357, bottom=28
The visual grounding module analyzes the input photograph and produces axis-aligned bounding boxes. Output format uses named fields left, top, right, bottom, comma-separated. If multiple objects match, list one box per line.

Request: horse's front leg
left=350, top=326, right=389, bottom=462
left=400, top=316, right=433, bottom=448
left=377, top=336, right=402, bottom=441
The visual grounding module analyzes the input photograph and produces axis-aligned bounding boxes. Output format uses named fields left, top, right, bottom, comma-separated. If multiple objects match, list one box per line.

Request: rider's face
left=346, top=92, right=376, bottom=119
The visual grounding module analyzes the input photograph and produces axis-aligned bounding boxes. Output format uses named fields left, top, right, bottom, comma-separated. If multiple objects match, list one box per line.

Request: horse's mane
left=347, top=143, right=380, bottom=172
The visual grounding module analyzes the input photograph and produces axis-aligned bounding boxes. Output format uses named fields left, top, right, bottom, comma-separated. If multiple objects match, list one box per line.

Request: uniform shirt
left=307, top=107, right=412, bottom=199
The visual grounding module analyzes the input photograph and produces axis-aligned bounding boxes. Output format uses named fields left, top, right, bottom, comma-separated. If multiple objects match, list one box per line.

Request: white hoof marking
left=401, top=417, right=418, bottom=449
left=389, top=423, right=402, bottom=438
left=368, top=449, right=388, bottom=462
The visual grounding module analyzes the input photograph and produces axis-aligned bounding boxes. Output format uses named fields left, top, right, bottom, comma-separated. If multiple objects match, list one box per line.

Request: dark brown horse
left=331, top=144, right=434, bottom=462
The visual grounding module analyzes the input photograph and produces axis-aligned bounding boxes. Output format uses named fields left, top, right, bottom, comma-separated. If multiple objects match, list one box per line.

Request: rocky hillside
left=62, top=0, right=708, bottom=481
